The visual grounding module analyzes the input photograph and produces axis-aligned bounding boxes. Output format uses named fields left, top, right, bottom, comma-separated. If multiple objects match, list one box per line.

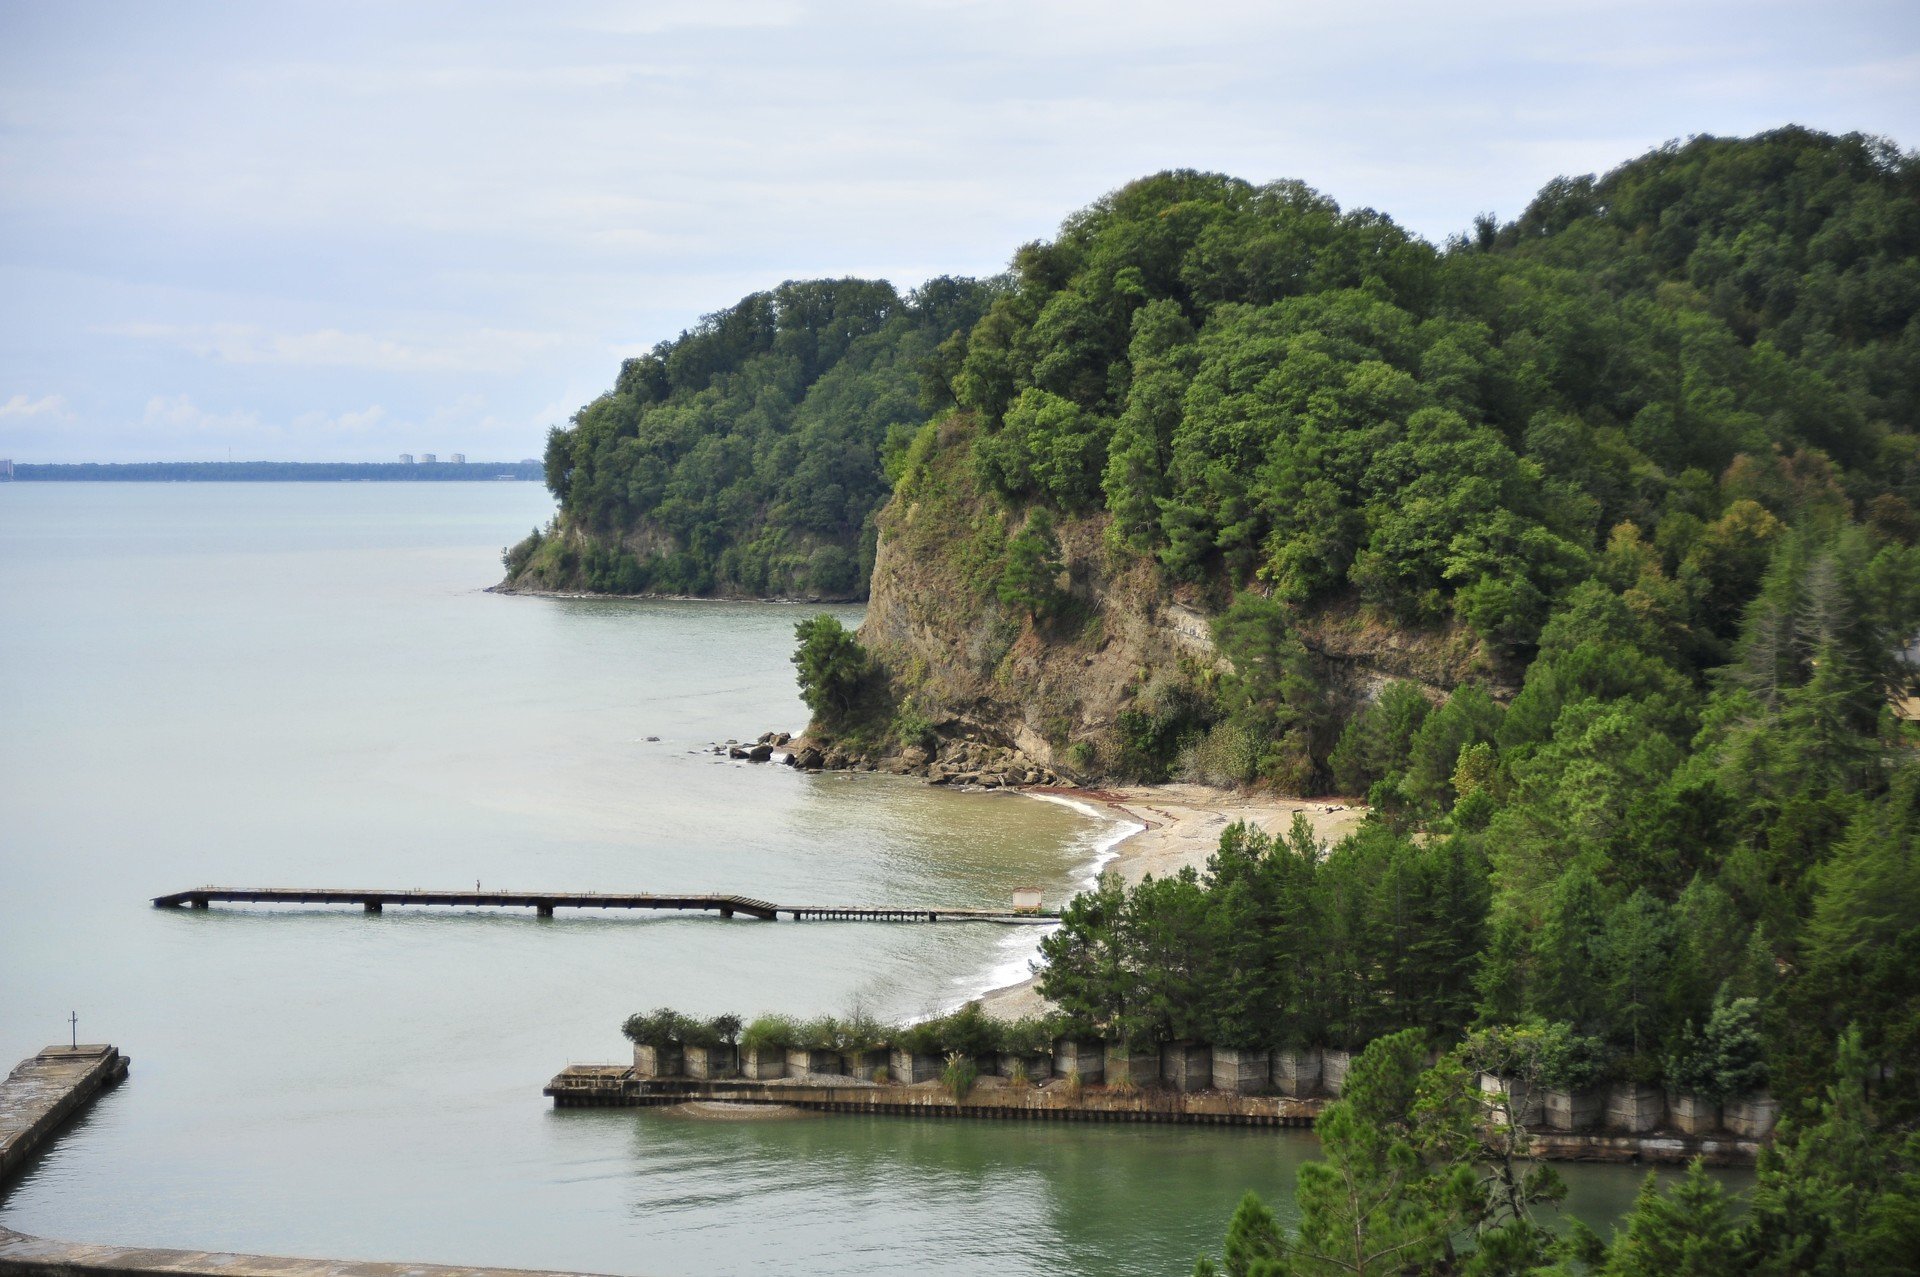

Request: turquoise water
left=0, top=483, right=1726, bottom=1275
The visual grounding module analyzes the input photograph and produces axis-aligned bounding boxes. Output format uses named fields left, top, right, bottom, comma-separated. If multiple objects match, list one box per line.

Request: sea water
left=0, top=483, right=1732, bottom=1275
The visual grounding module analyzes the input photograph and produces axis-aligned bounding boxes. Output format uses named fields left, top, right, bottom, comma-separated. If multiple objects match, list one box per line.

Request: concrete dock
left=542, top=1067, right=1765, bottom=1164
left=0, top=1227, right=623, bottom=1277
left=0, top=1045, right=129, bottom=1183
left=546, top=1066, right=1324, bottom=1128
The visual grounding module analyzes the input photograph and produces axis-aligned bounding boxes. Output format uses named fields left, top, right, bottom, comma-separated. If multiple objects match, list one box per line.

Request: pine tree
left=1602, top=1161, right=1747, bottom=1277
left=1221, top=1191, right=1284, bottom=1277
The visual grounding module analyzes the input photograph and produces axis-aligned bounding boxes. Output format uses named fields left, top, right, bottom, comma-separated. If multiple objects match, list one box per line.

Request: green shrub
left=943, top=1051, right=980, bottom=1101
left=501, top=527, right=544, bottom=578
left=621, top=1007, right=697, bottom=1049
left=894, top=1020, right=943, bottom=1055
left=1176, top=720, right=1261, bottom=787
left=739, top=1014, right=800, bottom=1054
left=935, top=1001, right=1004, bottom=1057
left=793, top=1015, right=844, bottom=1052
left=1000, top=1016, right=1055, bottom=1057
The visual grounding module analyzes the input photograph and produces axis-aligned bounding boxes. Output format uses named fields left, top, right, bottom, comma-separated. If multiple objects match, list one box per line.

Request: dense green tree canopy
left=506, top=275, right=1000, bottom=597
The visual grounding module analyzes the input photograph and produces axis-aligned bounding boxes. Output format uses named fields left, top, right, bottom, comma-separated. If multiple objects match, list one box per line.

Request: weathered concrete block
left=1606, top=1082, right=1665, bottom=1133
left=848, top=1049, right=888, bottom=1082
left=1053, top=1039, right=1105, bottom=1083
left=888, top=1048, right=942, bottom=1084
left=1543, top=1087, right=1605, bottom=1132
left=1271, top=1048, right=1321, bottom=1098
left=1723, top=1092, right=1781, bottom=1139
left=741, top=1047, right=788, bottom=1081
left=1211, top=1047, right=1270, bottom=1095
left=1320, top=1049, right=1354, bottom=1097
left=1105, top=1043, right=1160, bottom=1087
left=786, top=1048, right=844, bottom=1078
left=997, top=1053, right=1052, bottom=1082
left=632, top=1044, right=682, bottom=1078
left=1667, top=1090, right=1721, bottom=1136
left=1479, top=1072, right=1544, bottom=1126
left=683, top=1045, right=737, bottom=1080
left=1160, top=1042, right=1212, bottom=1093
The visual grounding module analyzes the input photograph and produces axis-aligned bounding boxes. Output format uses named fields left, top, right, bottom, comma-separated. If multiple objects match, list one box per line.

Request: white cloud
left=289, top=404, right=388, bottom=435
left=0, top=393, right=73, bottom=421
left=99, top=324, right=567, bottom=374
left=141, top=394, right=266, bottom=436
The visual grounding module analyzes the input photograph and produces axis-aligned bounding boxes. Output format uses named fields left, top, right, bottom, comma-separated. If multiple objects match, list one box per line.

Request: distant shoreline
left=487, top=582, right=864, bottom=605
left=4, top=460, right=544, bottom=482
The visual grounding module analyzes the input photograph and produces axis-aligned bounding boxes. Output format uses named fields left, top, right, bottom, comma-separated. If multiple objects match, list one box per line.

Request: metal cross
left=70, top=1011, right=78, bottom=1049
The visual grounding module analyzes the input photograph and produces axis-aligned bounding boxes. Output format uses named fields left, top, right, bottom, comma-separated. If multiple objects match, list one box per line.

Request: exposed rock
left=727, top=746, right=750, bottom=759
left=746, top=743, right=774, bottom=762
left=791, top=747, right=823, bottom=770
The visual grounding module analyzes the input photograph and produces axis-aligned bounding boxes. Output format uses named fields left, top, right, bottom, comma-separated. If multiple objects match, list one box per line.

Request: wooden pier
left=151, top=887, right=1057, bottom=924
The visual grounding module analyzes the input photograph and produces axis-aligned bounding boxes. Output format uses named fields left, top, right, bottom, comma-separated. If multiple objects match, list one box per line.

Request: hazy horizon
left=3, top=0, right=1917, bottom=464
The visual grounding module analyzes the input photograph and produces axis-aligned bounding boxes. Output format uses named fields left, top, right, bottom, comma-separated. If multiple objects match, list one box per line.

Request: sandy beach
left=977, top=784, right=1366, bottom=1020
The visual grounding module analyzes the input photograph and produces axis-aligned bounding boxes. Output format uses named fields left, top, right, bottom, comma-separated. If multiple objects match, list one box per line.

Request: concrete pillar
left=684, top=1045, right=737, bottom=1080
left=887, top=1049, right=942, bottom=1084
left=632, top=1043, right=683, bottom=1077
left=1320, top=1049, right=1354, bottom=1096
left=1159, top=1042, right=1211, bottom=1093
left=1544, top=1087, right=1605, bottom=1132
left=1606, top=1082, right=1665, bottom=1133
left=741, top=1047, right=788, bottom=1081
left=1104, top=1043, right=1159, bottom=1088
left=363, top=901, right=381, bottom=913
left=1271, top=1048, right=1322, bottom=1098
left=1052, top=1039, right=1105, bottom=1084
left=1723, top=1092, right=1780, bottom=1139
left=785, top=1048, right=844, bottom=1079
left=1211, top=1046, right=1270, bottom=1095
left=1667, top=1090, right=1721, bottom=1136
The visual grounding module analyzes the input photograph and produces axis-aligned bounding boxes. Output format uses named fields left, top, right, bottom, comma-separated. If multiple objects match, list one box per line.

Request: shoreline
left=486, top=583, right=865, bottom=605
left=975, top=784, right=1366, bottom=1020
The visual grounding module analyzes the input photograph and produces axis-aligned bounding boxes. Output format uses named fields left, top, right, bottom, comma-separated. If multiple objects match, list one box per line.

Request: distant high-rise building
left=399, top=453, right=414, bottom=464
left=449, top=452, right=466, bottom=464
left=0, top=459, right=13, bottom=480
left=419, top=452, right=437, bottom=464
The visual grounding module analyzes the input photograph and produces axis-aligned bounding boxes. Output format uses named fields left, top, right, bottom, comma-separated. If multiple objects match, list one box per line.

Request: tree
left=1602, top=1161, right=1746, bottom=1277
left=791, top=615, right=873, bottom=726
left=998, top=508, right=1065, bottom=619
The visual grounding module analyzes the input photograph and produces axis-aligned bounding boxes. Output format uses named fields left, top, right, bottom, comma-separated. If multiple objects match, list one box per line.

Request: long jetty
left=0, top=1044, right=129, bottom=1184
left=151, top=887, right=1056, bottom=924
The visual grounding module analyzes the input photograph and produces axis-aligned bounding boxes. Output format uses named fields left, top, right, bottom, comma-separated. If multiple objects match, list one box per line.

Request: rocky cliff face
left=794, top=418, right=1516, bottom=788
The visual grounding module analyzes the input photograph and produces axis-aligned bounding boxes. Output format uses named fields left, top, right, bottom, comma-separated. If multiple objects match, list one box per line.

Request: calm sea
left=0, top=483, right=1713, bottom=1275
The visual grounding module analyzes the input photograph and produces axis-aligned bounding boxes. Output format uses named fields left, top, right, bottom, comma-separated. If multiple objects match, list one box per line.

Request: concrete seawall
left=0, top=1227, right=623, bottom=1277
left=0, top=1046, right=129, bottom=1184
left=544, top=1067, right=1762, bottom=1165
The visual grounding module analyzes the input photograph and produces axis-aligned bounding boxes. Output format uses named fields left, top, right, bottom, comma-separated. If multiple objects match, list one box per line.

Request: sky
left=1, top=1, right=1916, bottom=463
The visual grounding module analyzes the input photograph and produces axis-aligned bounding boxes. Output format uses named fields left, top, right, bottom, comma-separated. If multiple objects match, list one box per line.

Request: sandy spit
left=976, top=784, right=1366, bottom=1021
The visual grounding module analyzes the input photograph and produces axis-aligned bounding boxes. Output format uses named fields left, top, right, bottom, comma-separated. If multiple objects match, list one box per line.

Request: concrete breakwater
left=0, top=1045, right=129, bottom=1184
left=0, top=1226, right=624, bottom=1277
left=545, top=1051, right=1765, bottom=1166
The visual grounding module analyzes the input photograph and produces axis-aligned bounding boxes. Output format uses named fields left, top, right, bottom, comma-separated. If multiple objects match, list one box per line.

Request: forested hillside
left=786, top=128, right=1920, bottom=1134
left=503, top=275, right=998, bottom=597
